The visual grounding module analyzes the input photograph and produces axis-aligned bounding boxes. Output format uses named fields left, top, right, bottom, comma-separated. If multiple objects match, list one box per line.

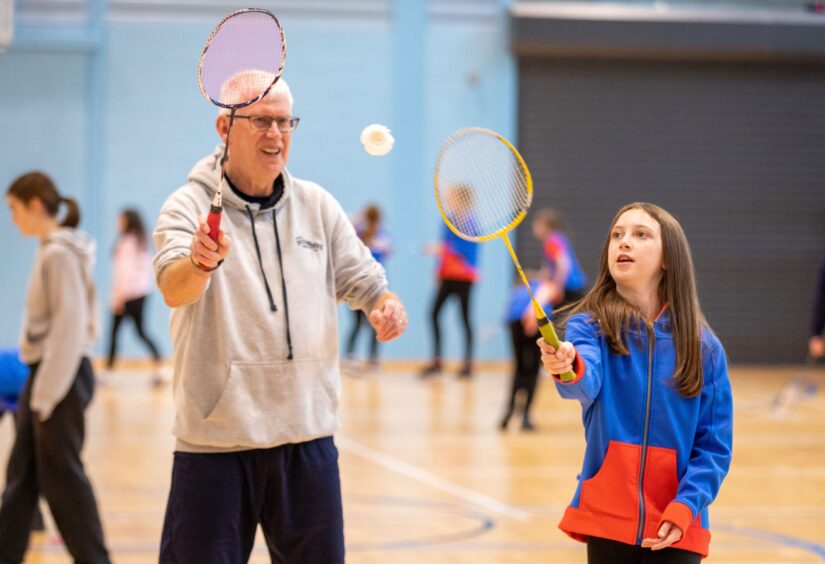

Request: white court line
left=336, top=434, right=531, bottom=523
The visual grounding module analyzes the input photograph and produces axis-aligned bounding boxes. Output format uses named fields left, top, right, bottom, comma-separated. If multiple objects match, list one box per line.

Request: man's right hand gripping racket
left=434, top=127, right=577, bottom=382
left=197, top=8, right=286, bottom=241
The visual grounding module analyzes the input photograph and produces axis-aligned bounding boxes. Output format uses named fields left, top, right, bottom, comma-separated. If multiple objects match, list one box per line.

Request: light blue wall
left=0, top=0, right=516, bottom=362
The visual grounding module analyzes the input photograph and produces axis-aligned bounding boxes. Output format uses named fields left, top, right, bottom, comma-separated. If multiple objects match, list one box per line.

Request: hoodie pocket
left=202, top=358, right=338, bottom=446
left=578, top=440, right=640, bottom=521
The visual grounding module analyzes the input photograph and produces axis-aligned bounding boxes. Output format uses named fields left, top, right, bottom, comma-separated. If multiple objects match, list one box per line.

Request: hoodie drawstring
left=245, top=206, right=277, bottom=312
left=272, top=209, right=294, bottom=360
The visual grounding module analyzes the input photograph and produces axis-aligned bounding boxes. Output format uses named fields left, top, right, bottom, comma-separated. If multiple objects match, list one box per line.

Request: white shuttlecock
left=360, top=124, right=394, bottom=156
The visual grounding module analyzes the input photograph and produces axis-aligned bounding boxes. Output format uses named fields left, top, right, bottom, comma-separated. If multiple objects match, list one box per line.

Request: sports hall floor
left=1, top=361, right=823, bottom=563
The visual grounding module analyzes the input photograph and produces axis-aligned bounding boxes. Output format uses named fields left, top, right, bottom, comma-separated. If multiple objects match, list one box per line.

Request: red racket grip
left=206, top=205, right=221, bottom=243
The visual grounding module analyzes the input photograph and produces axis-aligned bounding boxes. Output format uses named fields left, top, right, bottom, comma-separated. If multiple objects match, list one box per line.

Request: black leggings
left=345, top=310, right=378, bottom=361
left=0, top=358, right=110, bottom=563
left=503, top=319, right=541, bottom=419
left=587, top=537, right=701, bottom=564
left=107, top=295, right=161, bottom=368
left=430, top=279, right=474, bottom=363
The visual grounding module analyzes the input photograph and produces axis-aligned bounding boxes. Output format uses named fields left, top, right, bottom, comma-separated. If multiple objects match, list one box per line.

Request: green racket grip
left=533, top=302, right=577, bottom=382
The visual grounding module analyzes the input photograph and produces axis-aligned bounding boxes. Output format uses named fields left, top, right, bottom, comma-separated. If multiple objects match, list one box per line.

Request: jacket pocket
left=578, top=440, right=640, bottom=520
left=202, top=358, right=337, bottom=447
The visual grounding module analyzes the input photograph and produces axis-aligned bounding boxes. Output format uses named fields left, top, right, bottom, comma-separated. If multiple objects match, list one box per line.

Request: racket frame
left=434, top=127, right=576, bottom=381
left=197, top=7, right=287, bottom=110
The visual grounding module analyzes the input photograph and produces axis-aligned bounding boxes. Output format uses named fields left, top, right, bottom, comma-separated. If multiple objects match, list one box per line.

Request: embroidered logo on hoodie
left=296, top=236, right=323, bottom=253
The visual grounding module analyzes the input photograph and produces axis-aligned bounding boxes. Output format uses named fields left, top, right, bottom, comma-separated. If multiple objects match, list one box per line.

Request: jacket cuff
left=659, top=500, right=695, bottom=536
left=552, top=349, right=586, bottom=384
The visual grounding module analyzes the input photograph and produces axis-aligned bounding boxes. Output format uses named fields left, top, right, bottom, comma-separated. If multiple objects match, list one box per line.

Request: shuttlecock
left=360, top=124, right=394, bottom=156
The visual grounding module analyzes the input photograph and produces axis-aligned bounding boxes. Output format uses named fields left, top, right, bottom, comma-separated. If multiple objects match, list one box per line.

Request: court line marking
left=336, top=434, right=531, bottom=523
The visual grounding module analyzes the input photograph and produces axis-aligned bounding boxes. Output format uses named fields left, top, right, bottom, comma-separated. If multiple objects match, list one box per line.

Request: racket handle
left=206, top=207, right=221, bottom=243
left=534, top=303, right=577, bottom=382
left=206, top=191, right=222, bottom=243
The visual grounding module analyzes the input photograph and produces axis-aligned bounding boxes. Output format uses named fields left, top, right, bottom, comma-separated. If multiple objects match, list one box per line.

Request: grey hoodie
left=19, top=227, right=99, bottom=420
left=154, top=146, right=388, bottom=452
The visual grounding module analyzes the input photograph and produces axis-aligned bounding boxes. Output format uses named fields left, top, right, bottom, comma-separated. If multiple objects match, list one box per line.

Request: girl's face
left=607, top=208, right=664, bottom=292
left=6, top=195, right=42, bottom=237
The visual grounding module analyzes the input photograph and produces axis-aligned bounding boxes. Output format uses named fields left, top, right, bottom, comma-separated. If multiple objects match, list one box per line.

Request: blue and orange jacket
left=438, top=224, right=479, bottom=283
left=553, top=309, right=733, bottom=558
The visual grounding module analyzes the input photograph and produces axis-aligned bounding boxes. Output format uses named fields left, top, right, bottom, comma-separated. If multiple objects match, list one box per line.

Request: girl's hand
left=641, top=521, right=683, bottom=551
left=537, top=339, right=576, bottom=375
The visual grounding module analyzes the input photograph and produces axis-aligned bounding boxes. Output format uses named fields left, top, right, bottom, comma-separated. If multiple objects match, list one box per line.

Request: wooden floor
left=1, top=361, right=824, bottom=563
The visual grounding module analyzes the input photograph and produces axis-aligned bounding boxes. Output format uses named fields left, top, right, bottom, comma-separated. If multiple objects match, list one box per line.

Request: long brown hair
left=120, top=208, right=148, bottom=249
left=566, top=202, right=707, bottom=397
left=360, top=205, right=381, bottom=247
left=6, top=171, right=80, bottom=228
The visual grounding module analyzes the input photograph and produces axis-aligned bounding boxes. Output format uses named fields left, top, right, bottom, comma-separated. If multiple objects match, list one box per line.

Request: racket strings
left=200, top=10, right=285, bottom=106
left=436, top=131, right=531, bottom=240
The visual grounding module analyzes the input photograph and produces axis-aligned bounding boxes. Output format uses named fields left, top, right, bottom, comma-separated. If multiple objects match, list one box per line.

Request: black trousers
left=107, top=295, right=161, bottom=368
left=587, top=536, right=701, bottom=564
left=430, top=279, right=474, bottom=363
left=0, top=358, right=110, bottom=564
left=160, top=437, right=344, bottom=564
left=503, top=319, right=542, bottom=420
left=345, top=310, right=378, bottom=361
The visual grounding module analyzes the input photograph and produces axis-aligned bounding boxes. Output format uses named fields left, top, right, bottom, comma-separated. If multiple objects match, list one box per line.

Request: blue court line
left=715, top=523, right=825, bottom=560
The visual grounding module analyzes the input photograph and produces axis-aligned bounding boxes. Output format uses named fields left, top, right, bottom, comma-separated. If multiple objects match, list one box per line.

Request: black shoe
left=418, top=362, right=442, bottom=378
left=457, top=363, right=473, bottom=378
left=521, top=419, right=536, bottom=432
left=499, top=413, right=512, bottom=431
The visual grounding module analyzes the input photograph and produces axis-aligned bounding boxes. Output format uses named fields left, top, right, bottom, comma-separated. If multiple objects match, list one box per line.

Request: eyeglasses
left=234, top=115, right=300, bottom=133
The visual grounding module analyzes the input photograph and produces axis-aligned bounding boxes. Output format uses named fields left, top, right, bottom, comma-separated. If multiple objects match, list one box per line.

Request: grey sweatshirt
left=154, top=146, right=388, bottom=452
left=19, top=227, right=99, bottom=420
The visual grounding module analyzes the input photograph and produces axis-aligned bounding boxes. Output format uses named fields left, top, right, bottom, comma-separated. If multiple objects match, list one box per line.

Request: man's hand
left=641, top=521, right=683, bottom=551
left=368, top=293, right=408, bottom=342
left=537, top=338, right=576, bottom=375
left=191, top=215, right=231, bottom=270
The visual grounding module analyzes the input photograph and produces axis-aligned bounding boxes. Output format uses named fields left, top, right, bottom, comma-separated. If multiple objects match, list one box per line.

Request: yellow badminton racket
left=434, top=127, right=576, bottom=382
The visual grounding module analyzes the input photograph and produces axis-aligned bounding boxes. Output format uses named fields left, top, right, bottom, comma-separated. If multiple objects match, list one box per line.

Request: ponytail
left=60, top=196, right=81, bottom=228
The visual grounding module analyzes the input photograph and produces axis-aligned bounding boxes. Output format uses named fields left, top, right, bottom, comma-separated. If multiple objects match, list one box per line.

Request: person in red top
left=420, top=188, right=480, bottom=378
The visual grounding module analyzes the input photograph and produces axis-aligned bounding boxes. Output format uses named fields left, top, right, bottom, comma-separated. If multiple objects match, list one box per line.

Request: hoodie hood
left=188, top=144, right=290, bottom=214
left=45, top=227, right=97, bottom=279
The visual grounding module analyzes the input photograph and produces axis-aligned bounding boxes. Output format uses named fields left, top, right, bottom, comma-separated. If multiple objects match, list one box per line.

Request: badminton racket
left=197, top=7, right=286, bottom=241
left=434, top=127, right=576, bottom=381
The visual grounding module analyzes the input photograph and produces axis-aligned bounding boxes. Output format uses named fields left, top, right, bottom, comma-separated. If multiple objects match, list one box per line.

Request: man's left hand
left=368, top=294, right=408, bottom=342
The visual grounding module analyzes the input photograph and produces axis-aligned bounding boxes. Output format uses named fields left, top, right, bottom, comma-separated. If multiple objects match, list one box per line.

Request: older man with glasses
left=152, top=74, right=408, bottom=563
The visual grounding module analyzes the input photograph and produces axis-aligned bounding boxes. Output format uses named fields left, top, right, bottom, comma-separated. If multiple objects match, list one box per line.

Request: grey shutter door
left=517, top=58, right=825, bottom=363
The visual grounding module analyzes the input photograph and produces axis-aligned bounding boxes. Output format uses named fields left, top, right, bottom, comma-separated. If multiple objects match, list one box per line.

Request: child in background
left=107, top=208, right=163, bottom=384
left=420, top=185, right=480, bottom=378
left=532, top=208, right=588, bottom=310
left=1, top=171, right=110, bottom=563
left=499, top=275, right=552, bottom=431
left=539, top=202, right=732, bottom=563
left=345, top=205, right=392, bottom=368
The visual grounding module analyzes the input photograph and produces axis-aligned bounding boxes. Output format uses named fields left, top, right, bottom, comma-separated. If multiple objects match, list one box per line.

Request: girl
left=420, top=185, right=480, bottom=378
left=345, top=204, right=392, bottom=367
left=539, top=203, right=732, bottom=563
left=107, top=208, right=163, bottom=383
left=0, top=171, right=110, bottom=563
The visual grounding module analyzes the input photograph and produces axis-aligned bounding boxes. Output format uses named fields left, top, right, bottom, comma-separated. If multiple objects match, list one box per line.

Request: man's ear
left=215, top=114, right=229, bottom=142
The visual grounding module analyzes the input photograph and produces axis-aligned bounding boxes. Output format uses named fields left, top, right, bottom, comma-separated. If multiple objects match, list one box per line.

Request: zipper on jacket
left=636, top=321, right=655, bottom=544
left=272, top=209, right=294, bottom=360
left=245, top=207, right=278, bottom=312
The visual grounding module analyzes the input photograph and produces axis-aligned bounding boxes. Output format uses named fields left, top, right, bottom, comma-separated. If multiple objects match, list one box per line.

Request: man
left=153, top=73, right=408, bottom=563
